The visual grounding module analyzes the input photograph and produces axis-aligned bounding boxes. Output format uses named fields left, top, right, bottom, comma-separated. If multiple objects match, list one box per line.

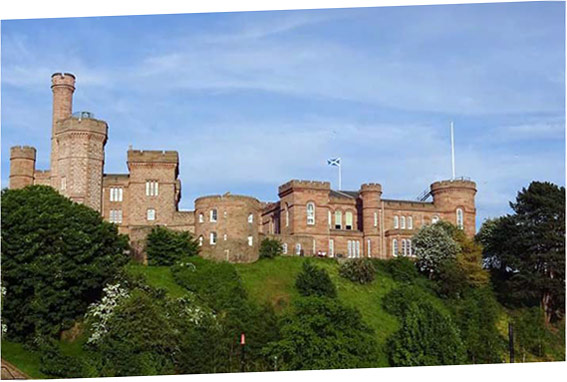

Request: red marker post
left=240, top=333, right=246, bottom=372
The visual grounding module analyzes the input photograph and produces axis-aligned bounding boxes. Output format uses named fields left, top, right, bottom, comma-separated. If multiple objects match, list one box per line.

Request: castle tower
left=430, top=179, right=477, bottom=237
left=50, top=73, right=76, bottom=187
left=359, top=183, right=382, bottom=257
left=55, top=112, right=108, bottom=212
left=9, top=146, right=36, bottom=189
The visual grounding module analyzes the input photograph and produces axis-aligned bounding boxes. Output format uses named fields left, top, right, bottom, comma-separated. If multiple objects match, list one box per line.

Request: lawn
left=125, top=262, right=189, bottom=298
left=1, top=340, right=47, bottom=379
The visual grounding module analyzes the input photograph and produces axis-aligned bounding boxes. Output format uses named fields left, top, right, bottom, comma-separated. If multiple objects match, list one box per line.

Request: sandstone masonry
left=9, top=73, right=477, bottom=263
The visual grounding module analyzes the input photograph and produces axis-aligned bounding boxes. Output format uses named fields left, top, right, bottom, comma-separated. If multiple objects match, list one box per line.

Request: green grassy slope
left=1, top=340, right=47, bottom=379
left=125, top=263, right=189, bottom=298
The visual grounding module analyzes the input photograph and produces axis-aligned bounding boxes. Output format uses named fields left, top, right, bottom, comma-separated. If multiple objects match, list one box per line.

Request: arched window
left=283, top=243, right=288, bottom=254
left=335, top=211, right=342, bottom=229
left=306, top=202, right=315, bottom=225
left=456, top=208, right=464, bottom=229
left=210, top=209, right=217, bottom=222
left=402, top=239, right=407, bottom=256
left=432, top=215, right=440, bottom=224
left=345, top=211, right=353, bottom=230
left=394, top=216, right=399, bottom=229
left=198, top=236, right=203, bottom=246
left=401, top=216, right=406, bottom=229
left=198, top=213, right=204, bottom=223
left=392, top=239, right=398, bottom=257
left=408, top=239, right=413, bottom=257
left=295, top=243, right=302, bottom=255
left=248, top=213, right=254, bottom=223
left=408, top=216, right=413, bottom=229
left=210, top=232, right=217, bottom=245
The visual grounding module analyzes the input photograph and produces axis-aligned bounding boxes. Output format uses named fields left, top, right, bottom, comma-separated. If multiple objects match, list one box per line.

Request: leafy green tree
left=259, top=238, right=283, bottom=259
left=339, top=258, right=375, bottom=284
left=478, top=182, right=565, bottom=323
left=295, top=262, right=337, bottom=298
left=387, top=300, right=466, bottom=366
left=146, top=226, right=199, bottom=266
left=263, top=297, right=377, bottom=370
left=512, top=307, right=553, bottom=360
left=452, top=288, right=504, bottom=364
left=374, top=257, right=420, bottom=283
left=412, top=223, right=460, bottom=279
left=1, top=186, right=129, bottom=341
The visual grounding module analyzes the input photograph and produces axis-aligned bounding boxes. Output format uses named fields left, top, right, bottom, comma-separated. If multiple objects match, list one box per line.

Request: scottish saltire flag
left=327, top=158, right=341, bottom=166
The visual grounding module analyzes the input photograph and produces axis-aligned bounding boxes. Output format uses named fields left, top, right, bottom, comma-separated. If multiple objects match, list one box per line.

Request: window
left=146, top=181, right=158, bottom=196
left=248, top=236, right=253, bottom=246
left=374, top=212, right=378, bottom=227
left=334, top=211, right=342, bottom=229
left=408, top=216, right=413, bottom=229
left=408, top=239, right=413, bottom=257
left=224, top=234, right=227, bottom=241
left=394, top=216, right=399, bottom=229
left=356, top=241, right=360, bottom=258
left=367, top=239, right=371, bottom=257
left=456, top=208, right=464, bottom=229
left=312, top=239, right=316, bottom=254
left=402, top=239, right=407, bottom=256
left=392, top=239, right=398, bottom=257
left=147, top=208, right=156, bottom=221
left=329, top=239, right=334, bottom=257
left=295, top=243, right=302, bottom=255
left=432, top=215, right=440, bottom=224
left=401, top=216, right=406, bottom=229
left=347, top=240, right=353, bottom=258
left=210, top=232, right=217, bottom=245
left=248, top=213, right=254, bottom=223
left=198, top=213, right=204, bottom=223
left=109, top=210, right=122, bottom=224
left=198, top=236, right=203, bottom=246
left=285, top=204, right=290, bottom=227
left=306, top=202, right=315, bottom=225
left=210, top=209, right=217, bottom=222
left=345, top=211, right=353, bottom=230
left=224, top=211, right=227, bottom=218
left=61, top=177, right=67, bottom=191
left=283, top=243, right=288, bottom=254
left=110, top=187, right=123, bottom=202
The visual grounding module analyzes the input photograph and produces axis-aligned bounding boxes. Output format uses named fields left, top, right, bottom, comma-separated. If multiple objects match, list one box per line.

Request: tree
left=146, top=226, right=199, bottom=266
left=295, top=262, right=337, bottom=298
left=412, top=223, right=460, bottom=279
left=263, top=297, right=377, bottom=370
left=1, top=186, right=129, bottom=341
left=339, top=258, right=376, bottom=284
left=387, top=299, right=466, bottom=366
left=478, top=182, right=565, bottom=323
left=259, top=238, right=283, bottom=259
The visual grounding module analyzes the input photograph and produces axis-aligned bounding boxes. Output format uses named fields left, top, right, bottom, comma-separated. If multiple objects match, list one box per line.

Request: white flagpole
left=450, top=121, right=456, bottom=180
left=338, top=159, right=342, bottom=190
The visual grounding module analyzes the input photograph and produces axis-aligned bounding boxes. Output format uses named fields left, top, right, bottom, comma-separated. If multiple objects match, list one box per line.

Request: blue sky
left=1, top=2, right=565, bottom=229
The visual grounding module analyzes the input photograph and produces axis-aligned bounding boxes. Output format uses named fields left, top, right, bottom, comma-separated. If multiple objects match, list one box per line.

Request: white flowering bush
left=412, top=223, right=460, bottom=278
left=1, top=286, right=6, bottom=338
left=85, top=283, right=129, bottom=344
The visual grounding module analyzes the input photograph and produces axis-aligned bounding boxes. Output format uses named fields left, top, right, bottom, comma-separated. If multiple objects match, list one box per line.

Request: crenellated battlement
left=127, top=149, right=179, bottom=164
left=360, top=183, right=382, bottom=193
left=278, top=179, right=331, bottom=194
left=10, top=146, right=37, bottom=159
left=55, top=117, right=108, bottom=137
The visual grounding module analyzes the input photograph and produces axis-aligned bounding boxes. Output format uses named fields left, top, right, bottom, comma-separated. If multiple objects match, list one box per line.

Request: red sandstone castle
left=9, top=73, right=477, bottom=262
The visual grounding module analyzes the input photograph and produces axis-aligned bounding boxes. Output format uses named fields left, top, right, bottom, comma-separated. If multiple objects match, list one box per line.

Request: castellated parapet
left=9, top=146, right=36, bottom=189
left=278, top=180, right=331, bottom=196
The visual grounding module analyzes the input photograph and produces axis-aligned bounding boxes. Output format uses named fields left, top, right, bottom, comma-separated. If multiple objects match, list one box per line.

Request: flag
left=327, top=158, right=341, bottom=167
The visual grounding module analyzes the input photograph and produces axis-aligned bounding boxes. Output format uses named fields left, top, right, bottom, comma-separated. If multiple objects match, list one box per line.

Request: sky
left=1, top=1, right=565, bottom=229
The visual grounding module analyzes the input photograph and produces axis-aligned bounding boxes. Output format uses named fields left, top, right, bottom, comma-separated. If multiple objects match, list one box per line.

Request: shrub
left=1, top=185, right=129, bottom=341
left=387, top=300, right=466, bottom=366
left=339, top=258, right=375, bottom=284
left=295, top=262, right=337, bottom=298
left=513, top=307, right=553, bottom=359
left=146, top=226, right=199, bottom=266
left=259, top=238, right=283, bottom=259
left=375, top=257, right=419, bottom=283
left=39, top=340, right=86, bottom=378
left=263, top=297, right=377, bottom=370
left=412, top=223, right=460, bottom=279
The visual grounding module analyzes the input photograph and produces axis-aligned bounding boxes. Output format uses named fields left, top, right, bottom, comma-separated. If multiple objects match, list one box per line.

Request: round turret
left=430, top=179, right=477, bottom=236
left=10, top=146, right=36, bottom=189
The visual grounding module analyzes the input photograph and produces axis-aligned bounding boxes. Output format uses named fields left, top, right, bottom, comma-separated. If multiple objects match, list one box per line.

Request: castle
left=9, top=73, right=477, bottom=263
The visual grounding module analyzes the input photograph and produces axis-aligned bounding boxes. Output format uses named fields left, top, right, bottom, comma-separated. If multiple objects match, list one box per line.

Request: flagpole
left=450, top=121, right=455, bottom=180
left=338, top=159, right=342, bottom=190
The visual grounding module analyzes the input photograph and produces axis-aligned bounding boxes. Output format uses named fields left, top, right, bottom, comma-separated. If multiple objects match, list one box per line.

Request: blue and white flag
left=327, top=158, right=341, bottom=167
